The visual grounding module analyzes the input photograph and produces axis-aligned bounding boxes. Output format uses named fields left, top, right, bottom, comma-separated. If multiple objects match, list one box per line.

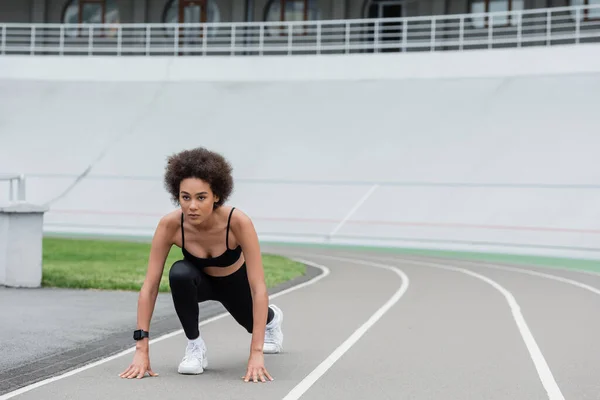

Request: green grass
left=42, top=237, right=306, bottom=292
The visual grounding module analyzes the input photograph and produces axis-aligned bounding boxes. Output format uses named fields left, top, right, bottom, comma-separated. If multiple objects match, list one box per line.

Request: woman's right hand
left=119, top=348, right=158, bottom=379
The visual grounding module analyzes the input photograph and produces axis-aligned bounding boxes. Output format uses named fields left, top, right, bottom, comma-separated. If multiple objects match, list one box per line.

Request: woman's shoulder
left=161, top=208, right=183, bottom=223
left=156, top=209, right=183, bottom=237
left=225, top=205, right=253, bottom=230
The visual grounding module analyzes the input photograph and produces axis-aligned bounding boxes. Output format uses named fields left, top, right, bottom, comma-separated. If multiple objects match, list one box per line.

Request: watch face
left=134, top=330, right=148, bottom=340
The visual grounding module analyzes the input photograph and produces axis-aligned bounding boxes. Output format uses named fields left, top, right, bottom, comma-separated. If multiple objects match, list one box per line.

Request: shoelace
left=183, top=343, right=204, bottom=362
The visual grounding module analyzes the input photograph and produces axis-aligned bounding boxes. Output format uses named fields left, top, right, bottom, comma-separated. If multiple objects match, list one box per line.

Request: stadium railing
left=0, top=4, right=599, bottom=56
left=0, top=174, right=26, bottom=204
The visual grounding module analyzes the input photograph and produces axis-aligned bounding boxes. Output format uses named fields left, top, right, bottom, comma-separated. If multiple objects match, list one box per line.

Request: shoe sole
left=178, top=366, right=204, bottom=375
left=263, top=347, right=282, bottom=354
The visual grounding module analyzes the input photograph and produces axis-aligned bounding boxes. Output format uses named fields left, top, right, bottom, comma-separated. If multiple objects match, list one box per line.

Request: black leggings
left=169, top=259, right=273, bottom=339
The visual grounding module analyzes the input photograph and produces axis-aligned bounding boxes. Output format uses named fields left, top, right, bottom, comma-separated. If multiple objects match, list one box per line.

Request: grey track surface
left=0, top=288, right=182, bottom=386
left=3, top=245, right=600, bottom=399
left=0, top=262, right=322, bottom=396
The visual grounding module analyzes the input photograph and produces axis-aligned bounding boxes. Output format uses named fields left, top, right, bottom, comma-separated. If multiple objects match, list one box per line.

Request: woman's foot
left=178, top=337, right=208, bottom=374
left=263, top=305, right=284, bottom=354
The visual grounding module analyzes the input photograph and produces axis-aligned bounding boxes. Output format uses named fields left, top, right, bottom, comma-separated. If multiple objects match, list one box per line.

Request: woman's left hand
left=243, top=351, right=274, bottom=383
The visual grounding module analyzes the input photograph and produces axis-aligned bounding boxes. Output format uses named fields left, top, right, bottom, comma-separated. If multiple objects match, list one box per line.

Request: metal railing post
left=30, top=25, right=36, bottom=55
left=431, top=17, right=436, bottom=51
left=488, top=14, right=493, bottom=49
left=576, top=7, right=580, bottom=44
left=316, top=21, right=321, bottom=55
left=345, top=22, right=350, bottom=54
left=231, top=24, right=236, bottom=55
left=2, top=175, right=26, bottom=203
left=546, top=8, right=551, bottom=46
left=59, top=25, right=64, bottom=55
left=517, top=10, right=522, bottom=47
left=146, top=25, right=150, bottom=56
left=1, top=24, right=6, bottom=55
left=459, top=16, right=464, bottom=50
left=287, top=22, right=293, bottom=55
left=18, top=175, right=26, bottom=202
left=88, top=25, right=93, bottom=55
left=117, top=25, right=122, bottom=56
left=402, top=19, right=408, bottom=52
left=374, top=19, right=379, bottom=53
left=174, top=24, right=179, bottom=55
left=259, top=24, right=264, bottom=55
left=202, top=24, right=207, bottom=56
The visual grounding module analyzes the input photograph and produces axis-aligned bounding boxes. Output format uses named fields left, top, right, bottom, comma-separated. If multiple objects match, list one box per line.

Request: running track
left=2, top=245, right=600, bottom=400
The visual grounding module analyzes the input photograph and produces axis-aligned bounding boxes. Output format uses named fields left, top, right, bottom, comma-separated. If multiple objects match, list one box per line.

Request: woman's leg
left=169, top=259, right=213, bottom=374
left=210, top=264, right=283, bottom=353
left=169, top=259, right=214, bottom=339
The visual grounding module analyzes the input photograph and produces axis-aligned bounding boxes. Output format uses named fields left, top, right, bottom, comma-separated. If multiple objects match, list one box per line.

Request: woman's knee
left=169, top=260, right=198, bottom=287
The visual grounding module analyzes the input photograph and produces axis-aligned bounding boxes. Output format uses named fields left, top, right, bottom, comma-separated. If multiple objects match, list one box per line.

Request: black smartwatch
left=133, top=329, right=150, bottom=341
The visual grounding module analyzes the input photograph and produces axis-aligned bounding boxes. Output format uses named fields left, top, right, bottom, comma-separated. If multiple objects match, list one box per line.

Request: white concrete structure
left=1, top=43, right=600, bottom=260
left=0, top=203, right=49, bottom=287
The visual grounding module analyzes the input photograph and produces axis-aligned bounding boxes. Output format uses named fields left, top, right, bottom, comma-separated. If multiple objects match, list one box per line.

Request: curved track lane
left=2, top=246, right=600, bottom=400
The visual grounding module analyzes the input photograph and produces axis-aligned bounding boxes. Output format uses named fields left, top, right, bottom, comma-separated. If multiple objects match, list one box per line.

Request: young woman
left=119, top=147, right=284, bottom=383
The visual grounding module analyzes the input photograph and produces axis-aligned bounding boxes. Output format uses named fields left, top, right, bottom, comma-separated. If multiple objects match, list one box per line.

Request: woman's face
left=179, top=177, right=219, bottom=225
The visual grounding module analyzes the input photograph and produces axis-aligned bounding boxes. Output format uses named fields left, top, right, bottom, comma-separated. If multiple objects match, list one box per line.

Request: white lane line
left=450, top=259, right=600, bottom=296
left=376, top=254, right=600, bottom=298
left=413, top=255, right=600, bottom=279
left=382, top=256, right=566, bottom=400
left=552, top=267, right=600, bottom=278
left=282, top=254, right=410, bottom=400
left=476, top=262, right=600, bottom=279
left=0, top=261, right=330, bottom=400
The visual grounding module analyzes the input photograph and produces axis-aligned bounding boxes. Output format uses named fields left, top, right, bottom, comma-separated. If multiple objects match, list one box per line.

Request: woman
left=119, top=147, right=284, bottom=383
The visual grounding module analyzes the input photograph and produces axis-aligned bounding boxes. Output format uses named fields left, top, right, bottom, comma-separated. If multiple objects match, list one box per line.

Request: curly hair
left=164, top=147, right=234, bottom=208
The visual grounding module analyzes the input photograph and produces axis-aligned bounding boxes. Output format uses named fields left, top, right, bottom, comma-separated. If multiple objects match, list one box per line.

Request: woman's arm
left=136, top=216, right=173, bottom=348
left=232, top=209, right=273, bottom=382
left=120, top=215, right=174, bottom=379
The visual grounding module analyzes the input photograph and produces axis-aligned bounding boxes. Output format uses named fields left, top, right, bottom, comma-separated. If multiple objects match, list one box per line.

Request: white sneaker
left=263, top=305, right=283, bottom=354
left=178, top=339, right=208, bottom=374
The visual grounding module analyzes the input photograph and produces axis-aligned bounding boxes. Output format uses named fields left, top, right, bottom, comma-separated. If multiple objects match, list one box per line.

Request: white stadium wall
left=1, top=44, right=600, bottom=259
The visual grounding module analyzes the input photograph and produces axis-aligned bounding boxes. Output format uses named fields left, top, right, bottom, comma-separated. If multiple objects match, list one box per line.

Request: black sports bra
left=181, top=207, right=242, bottom=268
